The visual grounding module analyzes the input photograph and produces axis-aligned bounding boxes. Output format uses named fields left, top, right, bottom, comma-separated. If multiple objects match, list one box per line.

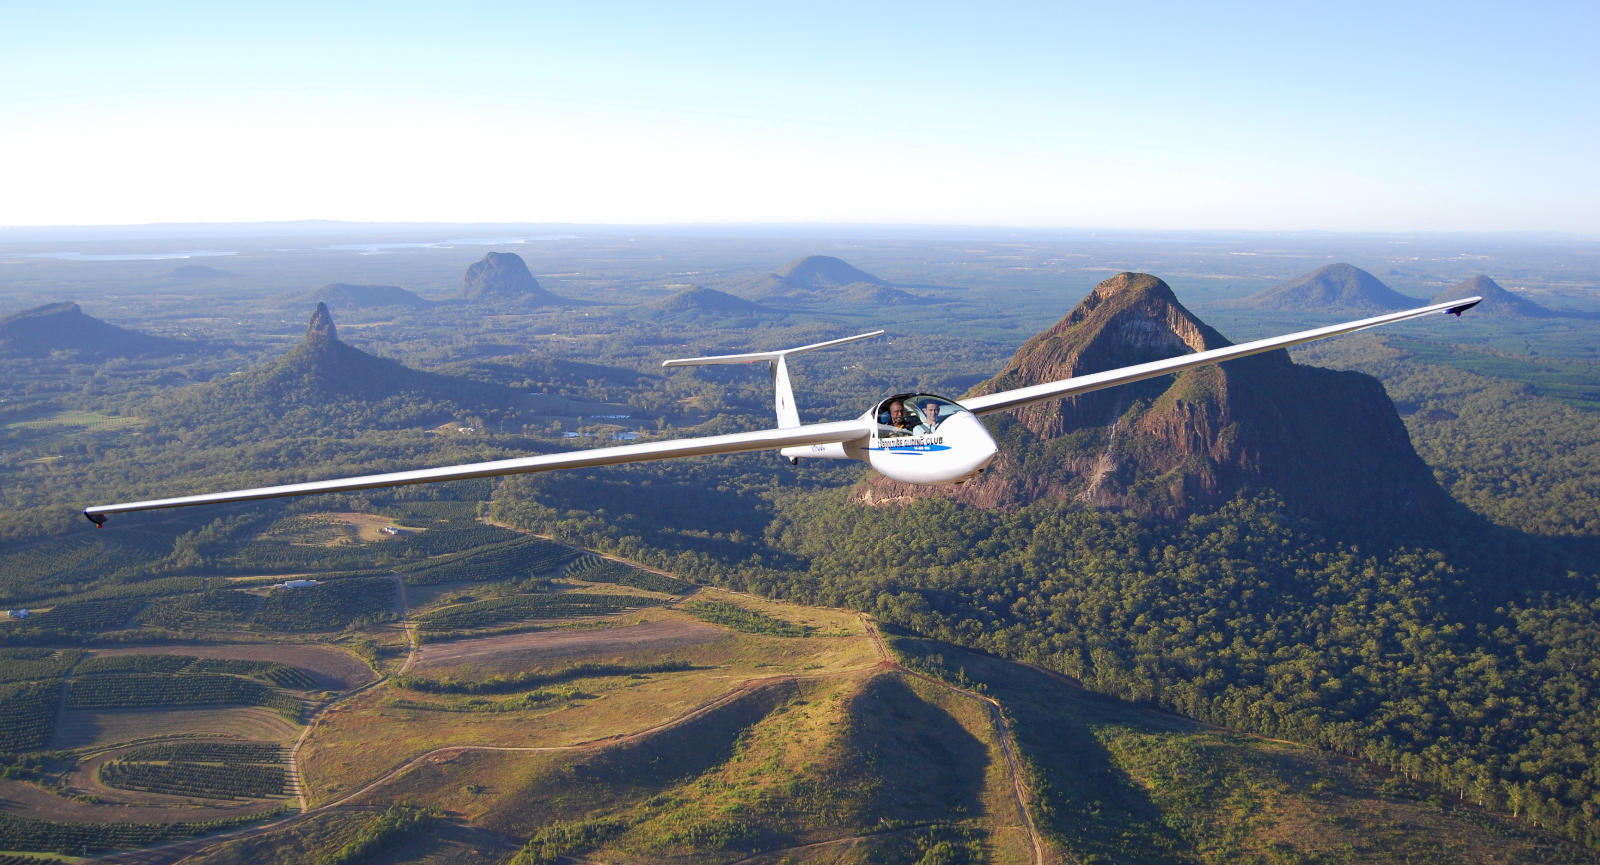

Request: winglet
left=84, top=510, right=107, bottom=528
left=1446, top=297, right=1482, bottom=317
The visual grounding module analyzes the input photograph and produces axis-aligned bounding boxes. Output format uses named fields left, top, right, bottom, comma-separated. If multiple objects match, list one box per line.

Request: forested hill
left=146, top=303, right=520, bottom=440
left=857, top=271, right=1446, bottom=521
left=1432, top=275, right=1566, bottom=318
left=298, top=282, right=431, bottom=311
left=731, top=255, right=925, bottom=304
left=0, top=301, right=188, bottom=359
left=1236, top=263, right=1421, bottom=312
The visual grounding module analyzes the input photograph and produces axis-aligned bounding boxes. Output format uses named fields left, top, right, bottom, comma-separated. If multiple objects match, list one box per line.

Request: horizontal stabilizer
left=662, top=331, right=884, bottom=367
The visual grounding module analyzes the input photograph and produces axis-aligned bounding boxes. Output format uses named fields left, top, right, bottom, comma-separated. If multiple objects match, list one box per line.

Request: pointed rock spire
left=305, top=302, right=338, bottom=343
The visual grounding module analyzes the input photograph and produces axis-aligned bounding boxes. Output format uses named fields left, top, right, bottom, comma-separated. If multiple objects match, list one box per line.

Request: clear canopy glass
left=875, top=394, right=965, bottom=436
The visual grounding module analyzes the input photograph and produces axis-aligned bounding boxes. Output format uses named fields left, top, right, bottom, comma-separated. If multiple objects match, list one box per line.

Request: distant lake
left=326, top=235, right=577, bottom=255
left=17, top=250, right=237, bottom=261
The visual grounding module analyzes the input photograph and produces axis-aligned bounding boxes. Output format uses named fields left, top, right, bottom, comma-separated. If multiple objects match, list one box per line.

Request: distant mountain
left=645, top=286, right=761, bottom=322
left=1236, top=263, right=1420, bottom=313
left=0, top=302, right=187, bottom=360
left=856, top=272, right=1447, bottom=521
left=731, top=256, right=925, bottom=304
left=302, top=283, right=431, bottom=311
left=459, top=252, right=562, bottom=305
left=154, top=303, right=517, bottom=437
left=1432, top=275, right=1560, bottom=318
left=160, top=265, right=238, bottom=279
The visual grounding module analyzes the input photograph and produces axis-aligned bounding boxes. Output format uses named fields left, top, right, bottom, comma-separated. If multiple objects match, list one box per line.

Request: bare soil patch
left=414, top=618, right=726, bottom=671
left=52, top=706, right=301, bottom=751
left=89, top=644, right=376, bottom=689
left=0, top=776, right=282, bottom=822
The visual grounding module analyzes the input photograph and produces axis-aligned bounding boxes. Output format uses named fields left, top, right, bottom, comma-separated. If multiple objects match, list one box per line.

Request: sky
left=1, top=2, right=1595, bottom=233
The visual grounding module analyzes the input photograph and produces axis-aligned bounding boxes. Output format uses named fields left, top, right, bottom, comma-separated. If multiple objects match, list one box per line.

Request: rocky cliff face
left=460, top=252, right=560, bottom=305
left=855, top=272, right=1447, bottom=521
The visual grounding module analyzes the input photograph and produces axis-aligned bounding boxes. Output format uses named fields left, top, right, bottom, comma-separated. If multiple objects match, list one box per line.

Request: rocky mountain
left=645, top=286, right=761, bottom=322
left=1431, top=275, right=1560, bottom=318
left=459, top=252, right=561, bottom=305
left=301, top=283, right=431, bottom=311
left=855, top=272, right=1447, bottom=520
left=0, top=302, right=187, bottom=359
left=154, top=303, right=517, bottom=437
left=732, top=255, right=925, bottom=304
left=1236, top=263, right=1421, bottom=313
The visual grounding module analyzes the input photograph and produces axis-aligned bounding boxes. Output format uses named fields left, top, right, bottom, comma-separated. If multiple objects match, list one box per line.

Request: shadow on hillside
left=844, top=673, right=990, bottom=824
left=890, top=634, right=1196, bottom=864
left=486, top=677, right=800, bottom=835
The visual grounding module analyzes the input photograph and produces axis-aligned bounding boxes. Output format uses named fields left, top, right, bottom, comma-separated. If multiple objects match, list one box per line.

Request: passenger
left=885, top=400, right=915, bottom=431
left=912, top=399, right=942, bottom=434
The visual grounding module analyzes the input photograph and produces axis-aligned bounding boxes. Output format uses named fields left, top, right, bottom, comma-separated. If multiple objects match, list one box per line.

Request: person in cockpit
left=912, top=399, right=942, bottom=434
left=884, top=400, right=915, bottom=431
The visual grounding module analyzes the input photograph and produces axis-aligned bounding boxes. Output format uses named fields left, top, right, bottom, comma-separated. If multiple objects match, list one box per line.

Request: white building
left=271, top=579, right=319, bottom=589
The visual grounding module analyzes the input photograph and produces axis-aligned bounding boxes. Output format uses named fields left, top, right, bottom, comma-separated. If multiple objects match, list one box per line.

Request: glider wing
left=959, top=297, right=1482, bottom=417
left=84, top=419, right=873, bottom=521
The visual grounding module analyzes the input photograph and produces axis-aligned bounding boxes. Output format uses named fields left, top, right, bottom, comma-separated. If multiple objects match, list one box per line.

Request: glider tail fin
left=663, top=330, right=884, bottom=429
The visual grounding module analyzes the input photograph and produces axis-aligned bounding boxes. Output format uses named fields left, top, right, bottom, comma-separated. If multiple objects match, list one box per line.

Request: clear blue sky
left=2, top=2, right=1594, bottom=232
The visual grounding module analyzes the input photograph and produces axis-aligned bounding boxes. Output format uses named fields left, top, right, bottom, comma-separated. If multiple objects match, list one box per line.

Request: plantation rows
left=218, top=541, right=371, bottom=575
left=384, top=522, right=515, bottom=557
left=58, top=576, right=206, bottom=604
left=251, top=576, right=396, bottom=631
left=0, top=854, right=64, bottom=865
left=77, top=655, right=317, bottom=688
left=0, top=682, right=61, bottom=752
left=682, top=601, right=807, bottom=637
left=67, top=673, right=302, bottom=719
left=566, top=556, right=691, bottom=594
left=0, top=648, right=83, bottom=684
left=140, top=590, right=259, bottom=629
left=0, top=530, right=174, bottom=602
left=100, top=759, right=286, bottom=799
left=122, top=742, right=283, bottom=763
left=0, top=808, right=282, bottom=855
left=401, top=536, right=578, bottom=586
left=11, top=597, right=146, bottom=632
left=380, top=500, right=479, bottom=525
left=416, top=592, right=662, bottom=633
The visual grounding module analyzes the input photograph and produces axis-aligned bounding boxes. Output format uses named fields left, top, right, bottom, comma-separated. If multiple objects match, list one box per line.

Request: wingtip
left=1446, top=297, right=1483, bottom=316
left=83, top=510, right=107, bottom=528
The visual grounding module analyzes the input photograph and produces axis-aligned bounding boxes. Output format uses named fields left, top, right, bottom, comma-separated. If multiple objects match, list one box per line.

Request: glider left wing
left=83, top=419, right=874, bottom=522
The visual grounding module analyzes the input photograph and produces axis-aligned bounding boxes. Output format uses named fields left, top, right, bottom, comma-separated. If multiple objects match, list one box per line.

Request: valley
left=1, top=233, right=1598, bottom=862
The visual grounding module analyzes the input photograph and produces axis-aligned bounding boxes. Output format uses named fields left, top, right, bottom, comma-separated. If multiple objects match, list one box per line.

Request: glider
left=83, top=296, right=1481, bottom=525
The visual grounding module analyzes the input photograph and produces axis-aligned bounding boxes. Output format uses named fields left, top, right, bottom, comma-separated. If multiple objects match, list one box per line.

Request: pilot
left=912, top=400, right=941, bottom=434
left=885, top=400, right=915, bottom=431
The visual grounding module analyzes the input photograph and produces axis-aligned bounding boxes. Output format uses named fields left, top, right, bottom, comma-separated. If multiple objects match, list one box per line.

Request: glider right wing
left=960, top=297, right=1482, bottom=416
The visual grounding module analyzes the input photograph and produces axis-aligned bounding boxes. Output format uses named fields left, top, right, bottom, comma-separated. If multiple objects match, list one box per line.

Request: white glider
left=83, top=297, right=1480, bottom=525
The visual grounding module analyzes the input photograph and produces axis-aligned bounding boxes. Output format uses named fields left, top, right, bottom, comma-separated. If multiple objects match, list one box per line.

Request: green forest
left=3, top=238, right=1600, bottom=857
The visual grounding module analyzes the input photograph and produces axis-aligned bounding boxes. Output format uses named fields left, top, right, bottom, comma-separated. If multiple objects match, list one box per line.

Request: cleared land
left=50, top=706, right=300, bottom=751
left=0, top=775, right=282, bottom=824
left=86, top=645, right=374, bottom=690
left=412, top=617, right=726, bottom=670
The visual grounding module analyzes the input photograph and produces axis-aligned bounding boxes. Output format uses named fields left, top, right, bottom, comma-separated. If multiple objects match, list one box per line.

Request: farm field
left=88, top=644, right=376, bottom=690
left=49, top=706, right=300, bottom=751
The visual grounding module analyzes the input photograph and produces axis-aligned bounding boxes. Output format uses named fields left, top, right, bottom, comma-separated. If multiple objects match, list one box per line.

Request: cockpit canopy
left=875, top=393, right=966, bottom=436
